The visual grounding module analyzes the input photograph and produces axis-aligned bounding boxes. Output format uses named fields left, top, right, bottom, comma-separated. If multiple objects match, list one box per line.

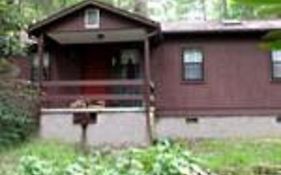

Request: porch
left=35, top=29, right=156, bottom=145
left=36, top=28, right=155, bottom=108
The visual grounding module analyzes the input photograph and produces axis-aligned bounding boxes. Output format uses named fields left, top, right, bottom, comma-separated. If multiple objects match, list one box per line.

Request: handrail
left=43, top=94, right=144, bottom=101
left=41, top=80, right=144, bottom=87
left=40, top=79, right=146, bottom=108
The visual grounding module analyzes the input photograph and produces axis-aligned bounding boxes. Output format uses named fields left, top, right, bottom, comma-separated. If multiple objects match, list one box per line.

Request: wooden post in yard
left=80, top=114, right=89, bottom=152
left=144, top=37, right=154, bottom=144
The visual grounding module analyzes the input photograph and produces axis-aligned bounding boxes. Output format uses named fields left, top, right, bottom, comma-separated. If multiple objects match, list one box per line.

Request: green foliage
left=189, top=139, right=281, bottom=175
left=64, top=157, right=92, bottom=175
left=18, top=140, right=215, bottom=175
left=3, top=139, right=281, bottom=175
left=234, top=0, right=281, bottom=18
left=0, top=140, right=80, bottom=175
left=233, top=0, right=281, bottom=50
left=0, top=0, right=27, bottom=57
left=20, top=156, right=54, bottom=175
left=226, top=0, right=258, bottom=20
left=0, top=59, right=13, bottom=74
left=0, top=80, right=39, bottom=149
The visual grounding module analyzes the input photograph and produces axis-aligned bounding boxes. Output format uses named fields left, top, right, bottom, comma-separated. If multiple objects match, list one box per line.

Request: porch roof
left=48, top=29, right=147, bottom=44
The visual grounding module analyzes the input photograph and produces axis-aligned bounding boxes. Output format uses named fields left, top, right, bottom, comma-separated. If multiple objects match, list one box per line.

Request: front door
left=82, top=46, right=111, bottom=95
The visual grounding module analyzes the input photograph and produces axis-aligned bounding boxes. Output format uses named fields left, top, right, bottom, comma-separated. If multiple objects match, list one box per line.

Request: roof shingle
left=161, top=20, right=281, bottom=33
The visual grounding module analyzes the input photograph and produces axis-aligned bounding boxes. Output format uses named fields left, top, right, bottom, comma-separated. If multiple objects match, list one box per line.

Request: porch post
left=144, top=37, right=154, bottom=143
left=37, top=34, right=44, bottom=88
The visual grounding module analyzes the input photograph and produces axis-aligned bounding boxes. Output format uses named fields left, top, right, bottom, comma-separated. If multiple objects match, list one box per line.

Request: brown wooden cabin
left=28, top=0, right=281, bottom=143
left=28, top=0, right=159, bottom=109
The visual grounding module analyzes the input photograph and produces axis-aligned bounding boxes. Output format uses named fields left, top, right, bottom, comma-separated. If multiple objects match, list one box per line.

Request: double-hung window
left=85, top=9, right=100, bottom=29
left=271, top=50, right=281, bottom=80
left=182, top=48, right=204, bottom=81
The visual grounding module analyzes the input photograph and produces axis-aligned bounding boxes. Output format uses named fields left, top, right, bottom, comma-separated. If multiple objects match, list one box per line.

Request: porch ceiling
left=48, top=29, right=147, bottom=44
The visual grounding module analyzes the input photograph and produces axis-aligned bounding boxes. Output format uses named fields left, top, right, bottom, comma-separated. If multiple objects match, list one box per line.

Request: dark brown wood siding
left=151, top=34, right=281, bottom=116
left=46, top=6, right=145, bottom=33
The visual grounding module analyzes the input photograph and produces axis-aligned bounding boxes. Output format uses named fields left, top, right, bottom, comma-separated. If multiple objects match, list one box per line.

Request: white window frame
left=182, top=48, right=204, bottom=81
left=271, top=50, right=281, bottom=80
left=84, top=9, right=100, bottom=29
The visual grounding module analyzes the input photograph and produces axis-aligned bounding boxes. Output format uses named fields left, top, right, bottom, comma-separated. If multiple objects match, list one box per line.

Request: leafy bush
left=0, top=59, right=13, bottom=74
left=0, top=59, right=20, bottom=78
left=19, top=156, right=54, bottom=175
left=0, top=80, right=39, bottom=148
left=19, top=140, right=216, bottom=175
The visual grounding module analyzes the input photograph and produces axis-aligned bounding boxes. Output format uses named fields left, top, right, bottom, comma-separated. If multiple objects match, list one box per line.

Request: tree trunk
left=221, top=0, right=228, bottom=20
left=200, top=0, right=207, bottom=21
left=134, top=0, right=147, bottom=16
left=18, top=0, right=22, bottom=14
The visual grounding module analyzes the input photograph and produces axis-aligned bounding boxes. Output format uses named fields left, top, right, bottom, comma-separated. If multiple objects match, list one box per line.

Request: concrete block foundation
left=40, top=108, right=149, bottom=147
left=156, top=116, right=281, bottom=139
left=40, top=109, right=281, bottom=146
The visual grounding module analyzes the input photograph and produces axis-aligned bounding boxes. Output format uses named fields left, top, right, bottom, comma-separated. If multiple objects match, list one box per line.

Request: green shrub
left=64, top=157, right=91, bottom=175
left=19, top=156, right=54, bottom=175
left=0, top=59, right=20, bottom=78
left=0, top=59, right=13, bottom=74
left=0, top=80, right=39, bottom=148
left=18, top=140, right=216, bottom=175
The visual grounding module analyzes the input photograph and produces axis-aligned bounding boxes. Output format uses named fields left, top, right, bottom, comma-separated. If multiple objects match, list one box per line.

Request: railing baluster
left=40, top=79, right=145, bottom=108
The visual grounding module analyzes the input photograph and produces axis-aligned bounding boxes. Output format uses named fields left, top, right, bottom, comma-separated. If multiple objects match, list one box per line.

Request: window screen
left=183, top=49, right=204, bottom=81
left=272, top=50, right=281, bottom=79
left=85, top=9, right=99, bottom=28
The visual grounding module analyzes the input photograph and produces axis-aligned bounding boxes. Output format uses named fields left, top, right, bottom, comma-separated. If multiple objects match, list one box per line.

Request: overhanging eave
left=48, top=29, right=147, bottom=44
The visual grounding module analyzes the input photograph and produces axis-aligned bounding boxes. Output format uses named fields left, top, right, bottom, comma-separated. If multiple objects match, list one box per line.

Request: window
left=85, top=9, right=100, bottom=29
left=271, top=50, right=281, bottom=80
left=182, top=48, right=204, bottom=81
left=32, top=52, right=51, bottom=81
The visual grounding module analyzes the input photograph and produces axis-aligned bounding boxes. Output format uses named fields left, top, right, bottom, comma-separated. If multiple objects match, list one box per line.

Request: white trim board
left=41, top=107, right=146, bottom=114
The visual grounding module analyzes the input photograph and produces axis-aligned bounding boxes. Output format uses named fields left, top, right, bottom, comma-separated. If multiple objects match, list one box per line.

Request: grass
left=188, top=138, right=281, bottom=174
left=1, top=138, right=281, bottom=175
left=0, top=140, right=81, bottom=175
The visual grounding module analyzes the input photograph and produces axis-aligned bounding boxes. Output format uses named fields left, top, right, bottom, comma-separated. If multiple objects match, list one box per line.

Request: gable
left=47, top=6, right=145, bottom=33
left=28, top=0, right=159, bottom=36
